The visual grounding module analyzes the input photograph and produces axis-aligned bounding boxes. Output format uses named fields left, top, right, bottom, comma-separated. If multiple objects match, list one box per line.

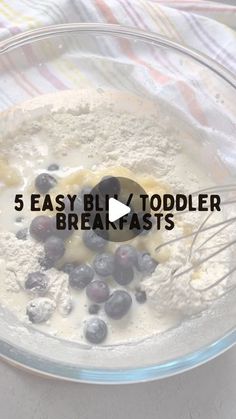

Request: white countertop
left=0, top=345, right=235, bottom=419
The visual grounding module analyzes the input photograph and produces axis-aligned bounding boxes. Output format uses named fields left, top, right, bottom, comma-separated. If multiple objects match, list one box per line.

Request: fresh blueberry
left=83, top=230, right=107, bottom=252
left=135, top=289, right=147, bottom=304
left=26, top=298, right=55, bottom=323
left=104, top=290, right=132, bottom=320
left=51, top=216, right=73, bottom=239
left=98, top=176, right=120, bottom=196
left=63, top=195, right=83, bottom=214
left=84, top=318, right=107, bottom=344
left=30, top=215, right=53, bottom=242
left=113, top=265, right=134, bottom=286
left=115, top=245, right=138, bottom=268
left=47, top=163, right=59, bottom=171
left=93, top=252, right=114, bottom=277
left=60, top=262, right=78, bottom=275
left=16, top=228, right=28, bottom=241
left=39, top=256, right=55, bottom=271
left=35, top=173, right=57, bottom=193
left=63, top=196, right=73, bottom=213
left=69, top=264, right=94, bottom=289
left=136, top=252, right=158, bottom=274
left=86, top=280, right=110, bottom=303
left=25, top=271, right=49, bottom=294
left=44, top=236, right=65, bottom=262
left=88, top=304, right=100, bottom=315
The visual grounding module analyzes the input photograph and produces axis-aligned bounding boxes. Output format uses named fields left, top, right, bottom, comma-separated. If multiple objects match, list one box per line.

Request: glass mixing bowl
left=0, top=24, right=235, bottom=383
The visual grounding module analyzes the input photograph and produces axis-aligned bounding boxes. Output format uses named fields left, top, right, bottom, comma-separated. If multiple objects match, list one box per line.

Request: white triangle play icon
left=108, top=198, right=131, bottom=223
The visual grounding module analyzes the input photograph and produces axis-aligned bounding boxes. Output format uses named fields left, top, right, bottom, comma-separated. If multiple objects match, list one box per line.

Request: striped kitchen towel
left=0, top=0, right=235, bottom=66
left=0, top=0, right=235, bottom=139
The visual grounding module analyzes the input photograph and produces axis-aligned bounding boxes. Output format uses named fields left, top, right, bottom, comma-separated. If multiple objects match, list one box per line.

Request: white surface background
left=0, top=345, right=236, bottom=419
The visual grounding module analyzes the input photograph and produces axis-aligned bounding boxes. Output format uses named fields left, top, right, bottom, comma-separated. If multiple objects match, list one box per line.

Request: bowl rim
left=0, top=327, right=235, bottom=384
left=0, top=23, right=235, bottom=88
left=0, top=22, right=236, bottom=383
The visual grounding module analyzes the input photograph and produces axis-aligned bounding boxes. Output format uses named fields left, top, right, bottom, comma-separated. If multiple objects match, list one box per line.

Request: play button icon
left=108, top=198, right=131, bottom=223
left=87, top=176, right=150, bottom=242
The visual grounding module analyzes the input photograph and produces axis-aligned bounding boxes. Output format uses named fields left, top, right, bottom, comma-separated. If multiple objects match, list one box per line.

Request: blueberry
left=39, top=256, right=55, bottom=271
left=98, top=176, right=120, bottom=196
left=115, top=245, right=138, bottom=268
left=35, top=173, right=57, bottom=193
left=88, top=304, right=100, bottom=315
left=93, top=252, right=114, bottom=277
left=47, top=163, right=59, bottom=171
left=136, top=252, right=157, bottom=274
left=60, top=262, right=78, bottom=275
left=26, top=298, right=55, bottom=323
left=104, top=290, right=132, bottom=320
left=84, top=318, right=107, bottom=344
left=16, top=227, right=28, bottom=241
left=63, top=195, right=83, bottom=214
left=83, top=230, right=107, bottom=252
left=69, top=264, right=94, bottom=289
left=30, top=215, right=53, bottom=242
left=79, top=186, right=93, bottom=212
left=51, top=216, right=73, bottom=239
left=63, top=196, right=73, bottom=213
left=44, top=236, right=65, bottom=262
left=86, top=280, right=110, bottom=303
left=25, top=271, right=49, bottom=294
left=135, top=289, right=147, bottom=304
left=113, top=265, right=134, bottom=286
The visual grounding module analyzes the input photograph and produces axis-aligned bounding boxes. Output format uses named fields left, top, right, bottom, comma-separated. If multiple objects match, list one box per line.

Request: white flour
left=0, top=233, right=72, bottom=316
left=0, top=89, right=232, bottom=345
left=0, top=90, right=191, bottom=187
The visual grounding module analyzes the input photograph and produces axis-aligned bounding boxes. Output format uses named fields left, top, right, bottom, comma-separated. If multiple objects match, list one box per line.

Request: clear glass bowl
left=0, top=23, right=235, bottom=383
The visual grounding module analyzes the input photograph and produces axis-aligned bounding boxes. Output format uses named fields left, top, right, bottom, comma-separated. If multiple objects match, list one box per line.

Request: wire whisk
left=155, top=183, right=236, bottom=298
